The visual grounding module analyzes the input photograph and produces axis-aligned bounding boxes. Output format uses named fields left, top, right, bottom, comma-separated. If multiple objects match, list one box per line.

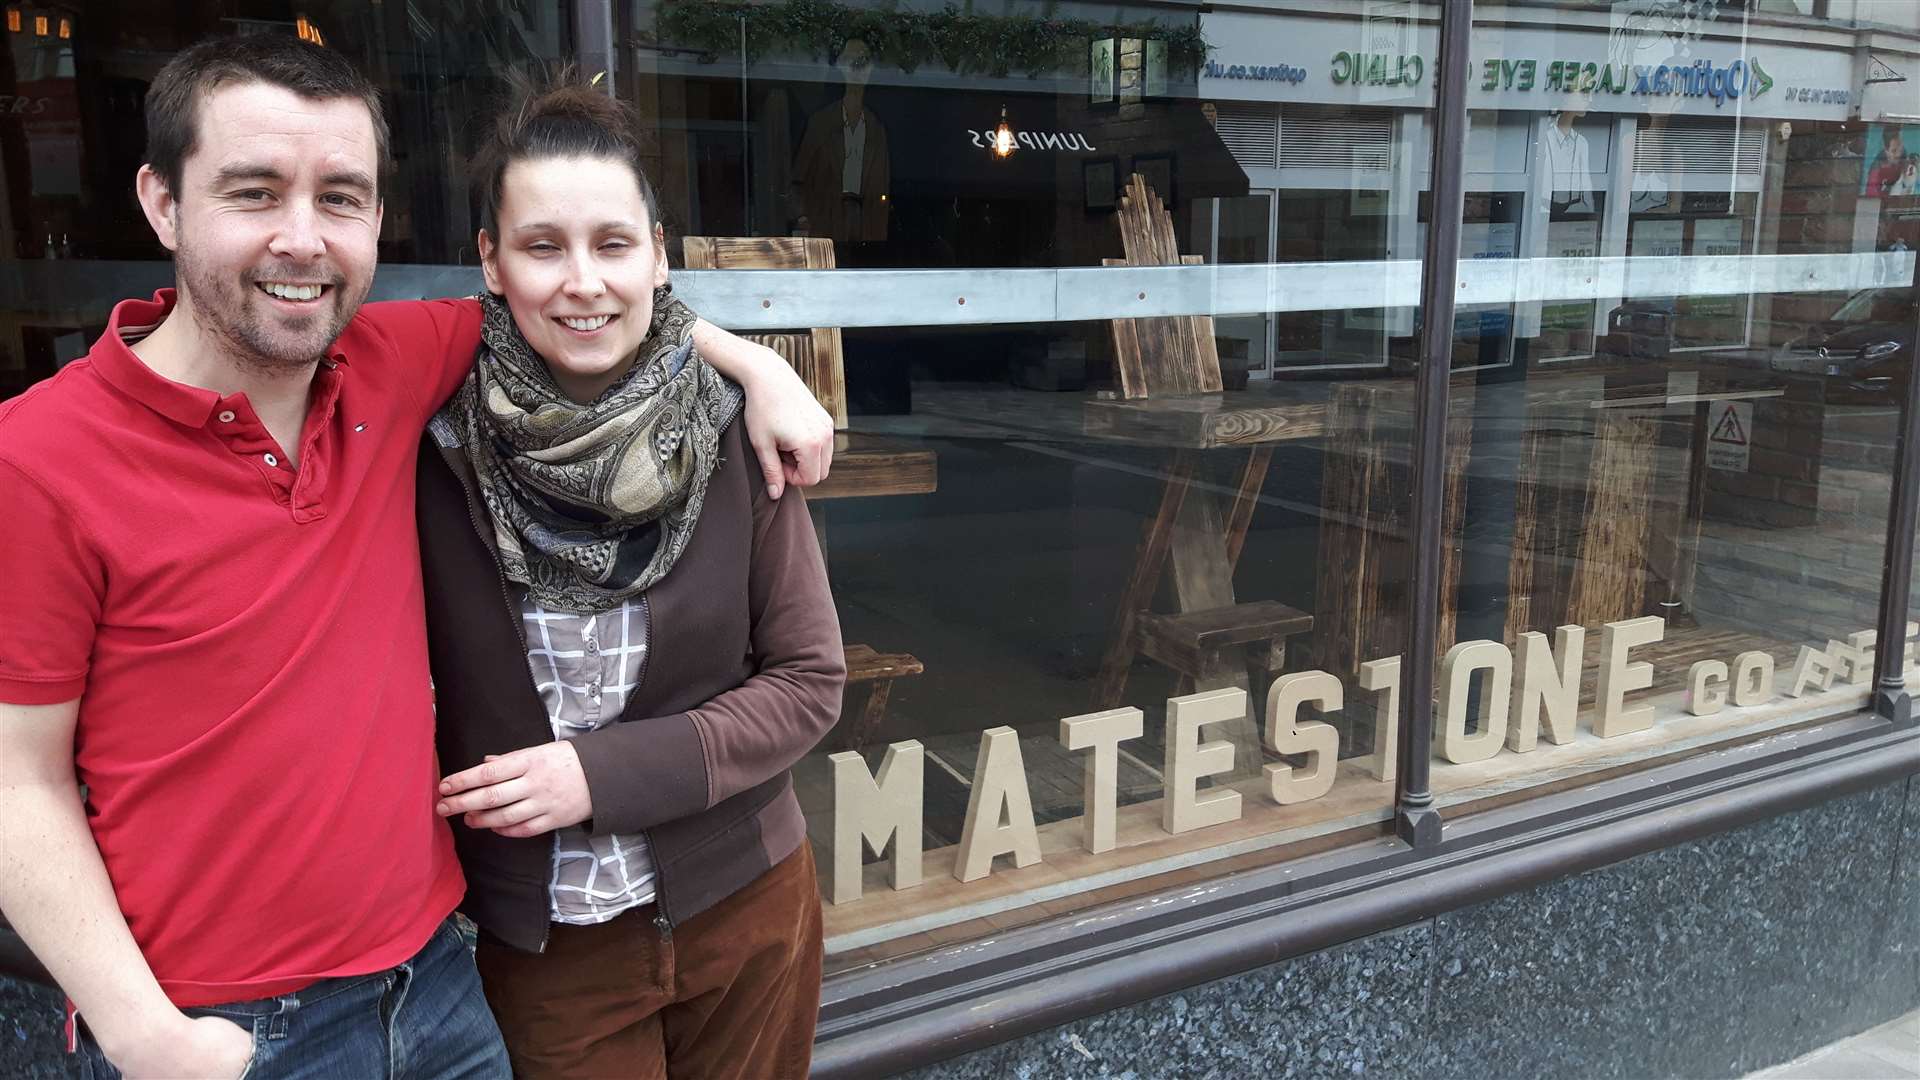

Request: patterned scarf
left=436, top=288, right=743, bottom=613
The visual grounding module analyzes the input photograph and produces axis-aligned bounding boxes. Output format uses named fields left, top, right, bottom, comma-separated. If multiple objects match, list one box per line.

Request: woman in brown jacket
left=415, top=82, right=845, bottom=1079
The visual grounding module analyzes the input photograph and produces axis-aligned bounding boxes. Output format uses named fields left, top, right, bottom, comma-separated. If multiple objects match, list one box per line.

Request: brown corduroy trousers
left=475, top=845, right=825, bottom=1079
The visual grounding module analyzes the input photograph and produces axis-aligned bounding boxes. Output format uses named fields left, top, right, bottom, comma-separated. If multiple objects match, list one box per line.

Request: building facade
left=2, top=0, right=1919, bottom=1076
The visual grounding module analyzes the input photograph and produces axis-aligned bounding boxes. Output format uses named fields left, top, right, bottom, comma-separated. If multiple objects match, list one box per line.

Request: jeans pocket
left=183, top=1010, right=263, bottom=1080
left=450, top=910, right=480, bottom=953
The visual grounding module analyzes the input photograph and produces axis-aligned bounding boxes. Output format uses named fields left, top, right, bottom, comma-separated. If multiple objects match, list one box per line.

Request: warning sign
left=1708, top=401, right=1752, bottom=472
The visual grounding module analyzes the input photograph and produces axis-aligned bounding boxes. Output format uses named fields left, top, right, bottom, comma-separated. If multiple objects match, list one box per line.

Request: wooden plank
left=1225, top=447, right=1274, bottom=569
left=1166, top=478, right=1263, bottom=778
left=810, top=435, right=937, bottom=501
left=1092, top=452, right=1197, bottom=710
left=844, top=643, right=925, bottom=684
left=1082, top=397, right=1328, bottom=448
left=684, top=236, right=848, bottom=427
left=1311, top=380, right=1472, bottom=679
left=1104, top=175, right=1221, bottom=400
left=1564, top=412, right=1657, bottom=630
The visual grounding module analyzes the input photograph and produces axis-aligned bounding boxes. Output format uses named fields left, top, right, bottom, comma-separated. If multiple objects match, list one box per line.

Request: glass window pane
left=625, top=1, right=1437, bottom=969
left=1442, top=1, right=1916, bottom=823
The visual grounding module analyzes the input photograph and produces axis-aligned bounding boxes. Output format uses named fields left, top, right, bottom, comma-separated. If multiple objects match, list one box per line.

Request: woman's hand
left=691, top=320, right=834, bottom=498
left=436, top=744, right=593, bottom=838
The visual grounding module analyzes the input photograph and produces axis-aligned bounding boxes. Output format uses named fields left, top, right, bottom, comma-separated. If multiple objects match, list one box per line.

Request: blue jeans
left=80, top=914, right=509, bottom=1080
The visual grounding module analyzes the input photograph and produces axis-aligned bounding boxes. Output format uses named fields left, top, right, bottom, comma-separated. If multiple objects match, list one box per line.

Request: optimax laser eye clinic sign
left=1197, top=10, right=1854, bottom=121
left=826, top=615, right=1914, bottom=905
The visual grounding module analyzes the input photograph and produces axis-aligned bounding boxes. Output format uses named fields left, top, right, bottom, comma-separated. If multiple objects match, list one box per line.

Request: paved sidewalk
left=1746, top=1010, right=1920, bottom=1079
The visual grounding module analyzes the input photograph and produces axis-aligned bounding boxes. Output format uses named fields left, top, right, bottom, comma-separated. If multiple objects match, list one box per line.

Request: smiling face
left=136, top=81, right=382, bottom=372
left=479, top=155, right=669, bottom=404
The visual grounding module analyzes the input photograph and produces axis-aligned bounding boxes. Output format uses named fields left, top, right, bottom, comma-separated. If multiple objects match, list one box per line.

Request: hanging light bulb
left=991, top=106, right=1016, bottom=158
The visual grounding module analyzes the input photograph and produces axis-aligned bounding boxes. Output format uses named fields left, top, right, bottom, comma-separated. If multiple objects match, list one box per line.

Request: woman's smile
left=556, top=313, right=617, bottom=334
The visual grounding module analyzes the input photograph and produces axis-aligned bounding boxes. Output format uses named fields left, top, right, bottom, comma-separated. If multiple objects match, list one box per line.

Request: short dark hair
left=475, top=74, right=661, bottom=240
left=144, top=35, right=392, bottom=197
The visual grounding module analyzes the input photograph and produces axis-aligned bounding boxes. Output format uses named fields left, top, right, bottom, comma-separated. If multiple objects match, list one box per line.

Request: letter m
left=828, top=741, right=925, bottom=904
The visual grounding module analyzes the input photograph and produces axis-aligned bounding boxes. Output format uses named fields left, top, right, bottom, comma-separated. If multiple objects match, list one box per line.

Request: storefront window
left=646, top=1, right=1436, bottom=971
left=1434, top=0, right=1917, bottom=822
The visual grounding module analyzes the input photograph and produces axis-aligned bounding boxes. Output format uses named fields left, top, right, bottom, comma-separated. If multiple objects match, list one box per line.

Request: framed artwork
left=1089, top=38, right=1117, bottom=105
left=1143, top=39, right=1169, bottom=100
left=1084, top=158, right=1118, bottom=211
left=1131, top=153, right=1175, bottom=207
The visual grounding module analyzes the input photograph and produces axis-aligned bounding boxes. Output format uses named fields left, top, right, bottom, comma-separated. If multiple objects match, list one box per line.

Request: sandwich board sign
left=1708, top=400, right=1752, bottom=472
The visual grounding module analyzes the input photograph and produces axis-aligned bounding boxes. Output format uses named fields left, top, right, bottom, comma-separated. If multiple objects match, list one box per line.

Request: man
left=0, top=36, right=831, bottom=1079
left=791, top=37, right=890, bottom=243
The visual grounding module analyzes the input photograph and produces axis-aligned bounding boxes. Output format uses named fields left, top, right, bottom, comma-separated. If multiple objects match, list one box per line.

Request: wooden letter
left=1264, top=671, right=1342, bottom=805
left=828, top=741, right=924, bottom=905
left=1687, top=660, right=1728, bottom=716
left=1595, top=617, right=1664, bottom=737
left=1509, top=625, right=1585, bottom=752
left=1163, top=688, right=1245, bottom=835
left=1828, top=638, right=1872, bottom=687
left=1359, top=656, right=1401, bottom=782
left=955, top=727, right=1041, bottom=882
left=1787, top=644, right=1837, bottom=697
left=1059, top=707, right=1144, bottom=854
left=1731, top=650, right=1776, bottom=707
left=1439, top=640, right=1512, bottom=763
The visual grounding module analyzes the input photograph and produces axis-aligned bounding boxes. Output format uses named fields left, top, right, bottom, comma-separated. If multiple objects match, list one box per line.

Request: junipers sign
left=827, top=617, right=1914, bottom=905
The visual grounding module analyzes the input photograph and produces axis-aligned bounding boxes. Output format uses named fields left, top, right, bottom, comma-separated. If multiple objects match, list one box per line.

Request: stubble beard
left=172, top=229, right=366, bottom=377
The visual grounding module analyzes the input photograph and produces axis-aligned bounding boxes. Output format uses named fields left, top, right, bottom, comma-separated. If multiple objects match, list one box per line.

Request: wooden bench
left=682, top=236, right=935, bottom=750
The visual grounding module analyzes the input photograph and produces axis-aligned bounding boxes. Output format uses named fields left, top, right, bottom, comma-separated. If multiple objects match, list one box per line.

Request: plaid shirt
left=518, top=589, right=658, bottom=925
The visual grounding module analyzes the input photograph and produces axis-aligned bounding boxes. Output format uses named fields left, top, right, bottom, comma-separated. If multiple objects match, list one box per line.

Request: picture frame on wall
left=1084, top=158, right=1118, bottom=211
left=1089, top=38, right=1117, bottom=105
left=1143, top=39, right=1169, bottom=100
left=1131, top=153, right=1175, bottom=207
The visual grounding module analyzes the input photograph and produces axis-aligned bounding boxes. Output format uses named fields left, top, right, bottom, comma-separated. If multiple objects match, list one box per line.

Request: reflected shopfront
left=2, top=1, right=1919, bottom=1077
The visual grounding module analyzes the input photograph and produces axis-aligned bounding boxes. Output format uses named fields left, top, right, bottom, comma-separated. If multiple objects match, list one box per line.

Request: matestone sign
left=827, top=617, right=1914, bottom=904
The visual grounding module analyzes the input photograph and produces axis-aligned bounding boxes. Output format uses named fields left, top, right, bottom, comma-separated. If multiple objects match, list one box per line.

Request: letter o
left=1732, top=651, right=1776, bottom=707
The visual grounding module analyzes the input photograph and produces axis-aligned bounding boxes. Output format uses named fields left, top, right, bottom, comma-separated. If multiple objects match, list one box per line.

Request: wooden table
left=1085, top=389, right=1326, bottom=777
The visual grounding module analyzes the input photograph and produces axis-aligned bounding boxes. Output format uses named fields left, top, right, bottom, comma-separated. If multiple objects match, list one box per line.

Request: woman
left=415, top=82, right=845, bottom=1078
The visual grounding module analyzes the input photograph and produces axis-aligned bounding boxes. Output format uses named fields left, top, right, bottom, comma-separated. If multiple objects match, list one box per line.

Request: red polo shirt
left=0, top=290, right=482, bottom=1006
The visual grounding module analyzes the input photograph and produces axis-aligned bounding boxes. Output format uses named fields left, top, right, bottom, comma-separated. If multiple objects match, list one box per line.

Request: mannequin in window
left=1536, top=107, right=1594, bottom=217
left=791, top=37, right=891, bottom=243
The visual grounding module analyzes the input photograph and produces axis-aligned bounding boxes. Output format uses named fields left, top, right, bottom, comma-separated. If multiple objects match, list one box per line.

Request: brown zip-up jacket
left=414, top=417, right=845, bottom=953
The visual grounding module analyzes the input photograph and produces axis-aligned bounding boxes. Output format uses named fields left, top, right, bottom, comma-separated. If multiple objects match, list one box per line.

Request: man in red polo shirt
left=0, top=36, right=831, bottom=1080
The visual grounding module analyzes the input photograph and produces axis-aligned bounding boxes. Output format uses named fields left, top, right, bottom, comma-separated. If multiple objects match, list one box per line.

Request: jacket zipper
left=634, top=385, right=739, bottom=943
left=634, top=593, right=674, bottom=940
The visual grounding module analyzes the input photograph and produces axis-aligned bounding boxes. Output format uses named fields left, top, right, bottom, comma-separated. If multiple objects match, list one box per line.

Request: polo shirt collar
left=90, top=288, right=350, bottom=429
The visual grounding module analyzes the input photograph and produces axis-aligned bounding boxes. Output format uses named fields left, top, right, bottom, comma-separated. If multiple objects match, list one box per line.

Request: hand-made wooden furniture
left=1086, top=177, right=1315, bottom=777
left=682, top=236, right=936, bottom=750
left=1502, top=367, right=1787, bottom=643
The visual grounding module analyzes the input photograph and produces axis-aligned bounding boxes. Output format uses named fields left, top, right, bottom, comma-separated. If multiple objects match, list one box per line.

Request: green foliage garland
left=651, top=0, right=1209, bottom=80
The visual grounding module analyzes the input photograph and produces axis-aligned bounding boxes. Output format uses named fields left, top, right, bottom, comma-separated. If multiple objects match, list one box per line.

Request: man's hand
left=104, top=1012, right=253, bottom=1080
left=436, top=743, right=592, bottom=838
left=741, top=349, right=834, bottom=499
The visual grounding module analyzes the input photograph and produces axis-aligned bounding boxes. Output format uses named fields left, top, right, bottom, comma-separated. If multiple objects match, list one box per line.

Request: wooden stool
left=1137, top=600, right=1313, bottom=699
left=839, top=644, right=926, bottom=751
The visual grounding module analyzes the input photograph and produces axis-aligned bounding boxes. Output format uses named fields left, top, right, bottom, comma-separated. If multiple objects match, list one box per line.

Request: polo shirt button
left=218, top=410, right=236, bottom=423
left=263, top=453, right=278, bottom=467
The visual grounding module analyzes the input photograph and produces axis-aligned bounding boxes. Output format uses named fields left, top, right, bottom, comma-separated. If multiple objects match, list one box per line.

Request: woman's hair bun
left=475, top=66, right=662, bottom=237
